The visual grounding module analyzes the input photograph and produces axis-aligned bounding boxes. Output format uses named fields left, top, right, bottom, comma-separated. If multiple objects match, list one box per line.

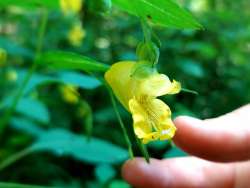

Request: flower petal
left=105, top=61, right=136, bottom=111
left=167, top=80, right=181, bottom=95
left=148, top=98, right=172, bottom=124
left=159, top=119, right=177, bottom=140
left=129, top=98, right=152, bottom=139
left=142, top=132, right=160, bottom=144
left=139, top=74, right=181, bottom=97
left=148, top=98, right=176, bottom=140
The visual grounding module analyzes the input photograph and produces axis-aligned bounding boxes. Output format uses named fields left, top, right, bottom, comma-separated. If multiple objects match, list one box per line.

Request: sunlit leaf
left=112, top=0, right=202, bottom=29
left=37, top=51, right=110, bottom=73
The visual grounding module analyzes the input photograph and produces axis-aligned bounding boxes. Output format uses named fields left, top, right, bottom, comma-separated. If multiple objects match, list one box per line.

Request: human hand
left=122, top=104, right=250, bottom=188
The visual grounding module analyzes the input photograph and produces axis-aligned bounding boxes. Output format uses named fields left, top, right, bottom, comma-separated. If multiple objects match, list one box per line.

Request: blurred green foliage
left=0, top=0, right=249, bottom=187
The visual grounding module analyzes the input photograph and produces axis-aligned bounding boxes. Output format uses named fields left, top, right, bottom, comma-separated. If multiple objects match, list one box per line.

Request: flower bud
left=136, top=41, right=159, bottom=65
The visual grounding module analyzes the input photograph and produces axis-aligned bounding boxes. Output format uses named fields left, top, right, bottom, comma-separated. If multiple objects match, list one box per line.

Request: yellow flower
left=68, top=23, right=86, bottom=47
left=105, top=61, right=181, bottom=144
left=60, top=0, right=82, bottom=15
left=60, top=85, right=79, bottom=104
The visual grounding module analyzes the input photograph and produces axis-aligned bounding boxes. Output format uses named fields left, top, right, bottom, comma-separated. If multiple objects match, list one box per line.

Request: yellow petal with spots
left=148, top=98, right=176, bottom=139
left=129, top=98, right=151, bottom=139
left=148, top=98, right=172, bottom=123
left=129, top=96, right=176, bottom=143
left=142, top=132, right=160, bottom=144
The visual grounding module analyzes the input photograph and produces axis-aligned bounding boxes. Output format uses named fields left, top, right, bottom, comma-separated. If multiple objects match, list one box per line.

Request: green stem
left=141, top=18, right=151, bottom=43
left=86, top=73, right=134, bottom=159
left=108, top=89, right=134, bottom=159
left=135, top=137, right=150, bottom=163
left=80, top=100, right=93, bottom=141
left=0, top=9, right=48, bottom=135
left=0, top=148, right=32, bottom=171
left=181, top=88, right=199, bottom=95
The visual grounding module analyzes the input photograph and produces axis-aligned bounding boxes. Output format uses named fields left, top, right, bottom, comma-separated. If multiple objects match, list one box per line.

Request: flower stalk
left=109, top=89, right=134, bottom=159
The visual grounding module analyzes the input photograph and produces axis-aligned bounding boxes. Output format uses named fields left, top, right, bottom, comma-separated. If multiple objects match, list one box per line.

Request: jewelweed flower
left=68, top=23, right=86, bottom=47
left=60, top=0, right=82, bottom=15
left=105, top=61, right=181, bottom=144
left=60, top=85, right=79, bottom=104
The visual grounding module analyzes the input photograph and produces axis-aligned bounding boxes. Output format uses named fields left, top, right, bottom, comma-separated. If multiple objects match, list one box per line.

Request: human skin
left=122, top=104, right=250, bottom=188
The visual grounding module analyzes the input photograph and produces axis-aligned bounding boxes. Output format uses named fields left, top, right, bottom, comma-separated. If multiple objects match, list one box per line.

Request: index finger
left=173, top=104, right=250, bottom=162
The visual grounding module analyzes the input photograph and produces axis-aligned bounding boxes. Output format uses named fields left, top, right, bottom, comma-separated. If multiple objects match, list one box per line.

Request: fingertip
left=122, top=158, right=146, bottom=183
left=173, top=116, right=203, bottom=143
left=121, top=159, right=136, bottom=181
left=122, top=158, right=170, bottom=188
left=173, top=113, right=250, bottom=162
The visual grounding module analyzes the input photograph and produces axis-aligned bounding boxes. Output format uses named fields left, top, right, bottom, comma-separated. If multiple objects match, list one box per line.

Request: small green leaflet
left=37, top=51, right=110, bottom=73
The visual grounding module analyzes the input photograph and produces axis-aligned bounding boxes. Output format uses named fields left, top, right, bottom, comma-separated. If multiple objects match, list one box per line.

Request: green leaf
left=2, top=97, right=50, bottom=124
left=58, top=71, right=101, bottom=89
left=17, top=98, right=50, bottom=124
left=16, top=70, right=53, bottom=94
left=16, top=69, right=101, bottom=94
left=10, top=117, right=45, bottom=137
left=0, top=182, right=57, bottom=188
left=0, top=0, right=59, bottom=9
left=37, top=51, right=110, bottom=73
left=109, top=180, right=131, bottom=188
left=95, top=164, right=116, bottom=183
left=112, top=0, right=202, bottom=29
left=0, top=37, right=34, bottom=59
left=30, top=128, right=128, bottom=164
